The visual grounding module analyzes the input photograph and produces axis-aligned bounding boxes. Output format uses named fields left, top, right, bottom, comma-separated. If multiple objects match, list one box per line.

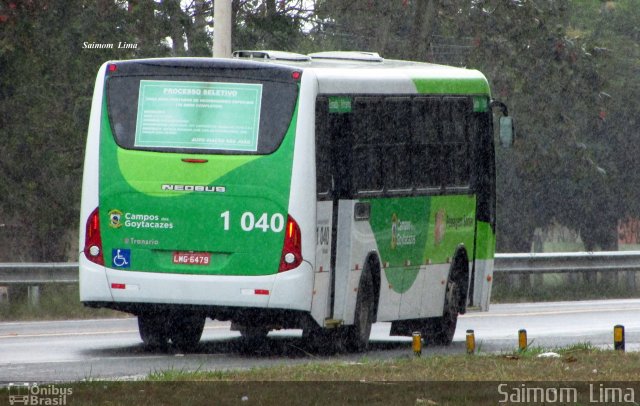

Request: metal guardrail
left=494, top=251, right=640, bottom=274
left=1, top=251, right=640, bottom=285
left=0, top=262, right=79, bottom=284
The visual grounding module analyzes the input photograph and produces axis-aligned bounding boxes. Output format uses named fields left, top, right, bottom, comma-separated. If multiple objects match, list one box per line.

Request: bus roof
left=107, top=51, right=491, bottom=96
left=232, top=50, right=491, bottom=96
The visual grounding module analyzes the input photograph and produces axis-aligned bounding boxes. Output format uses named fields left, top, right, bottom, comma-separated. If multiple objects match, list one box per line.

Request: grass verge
left=4, top=345, right=640, bottom=405
left=144, top=344, right=640, bottom=381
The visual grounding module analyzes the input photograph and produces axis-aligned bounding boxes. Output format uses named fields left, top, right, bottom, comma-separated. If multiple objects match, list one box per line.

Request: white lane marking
left=462, top=306, right=640, bottom=318
left=0, top=325, right=229, bottom=339
left=0, top=329, right=139, bottom=339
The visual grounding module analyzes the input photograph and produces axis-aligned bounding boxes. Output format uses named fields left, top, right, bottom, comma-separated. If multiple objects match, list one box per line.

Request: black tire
left=343, top=270, right=375, bottom=352
left=422, top=279, right=460, bottom=346
left=237, top=325, right=270, bottom=354
left=138, top=314, right=169, bottom=349
left=169, top=313, right=205, bottom=351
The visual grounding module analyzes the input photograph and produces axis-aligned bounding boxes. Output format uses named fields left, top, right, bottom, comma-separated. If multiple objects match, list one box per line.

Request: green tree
left=0, top=0, right=319, bottom=261
left=232, top=0, right=314, bottom=51
left=1, top=0, right=638, bottom=261
left=310, top=0, right=615, bottom=252
left=464, top=0, right=611, bottom=251
left=569, top=0, right=640, bottom=246
left=0, top=0, right=139, bottom=260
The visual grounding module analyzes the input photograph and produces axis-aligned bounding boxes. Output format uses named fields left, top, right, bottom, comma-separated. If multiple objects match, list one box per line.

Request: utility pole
left=213, top=0, right=232, bottom=58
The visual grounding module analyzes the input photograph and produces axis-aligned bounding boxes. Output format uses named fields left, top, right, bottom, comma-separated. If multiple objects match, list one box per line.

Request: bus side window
left=331, top=113, right=354, bottom=199
left=353, top=97, right=383, bottom=193
left=412, top=98, right=441, bottom=190
left=315, top=97, right=354, bottom=200
left=315, top=97, right=332, bottom=200
left=316, top=95, right=475, bottom=199
left=383, top=97, right=412, bottom=191
left=442, top=98, right=472, bottom=188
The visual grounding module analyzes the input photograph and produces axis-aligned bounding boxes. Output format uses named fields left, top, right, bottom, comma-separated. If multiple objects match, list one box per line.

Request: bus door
left=311, top=96, right=358, bottom=325
left=312, top=96, right=381, bottom=326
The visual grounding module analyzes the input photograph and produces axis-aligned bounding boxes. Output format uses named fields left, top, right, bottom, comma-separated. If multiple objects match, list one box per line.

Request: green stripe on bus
left=412, top=77, right=490, bottom=96
left=474, top=221, right=496, bottom=261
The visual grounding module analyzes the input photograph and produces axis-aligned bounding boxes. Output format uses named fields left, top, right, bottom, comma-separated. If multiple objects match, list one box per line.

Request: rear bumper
left=79, top=256, right=314, bottom=311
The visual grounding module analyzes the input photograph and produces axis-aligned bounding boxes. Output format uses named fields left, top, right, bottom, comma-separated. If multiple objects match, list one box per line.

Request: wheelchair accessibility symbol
left=112, top=248, right=131, bottom=268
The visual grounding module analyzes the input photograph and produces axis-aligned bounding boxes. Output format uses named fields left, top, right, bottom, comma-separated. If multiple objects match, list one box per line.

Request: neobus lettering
left=162, top=184, right=226, bottom=193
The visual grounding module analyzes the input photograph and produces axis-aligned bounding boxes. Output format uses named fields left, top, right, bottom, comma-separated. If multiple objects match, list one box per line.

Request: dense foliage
left=0, top=0, right=638, bottom=260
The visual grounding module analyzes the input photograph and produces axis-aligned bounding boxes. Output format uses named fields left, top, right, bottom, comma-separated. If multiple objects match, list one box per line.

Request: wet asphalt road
left=1, top=299, right=639, bottom=383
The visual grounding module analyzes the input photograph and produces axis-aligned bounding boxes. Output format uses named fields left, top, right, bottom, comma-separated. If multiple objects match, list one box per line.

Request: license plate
left=172, top=252, right=211, bottom=265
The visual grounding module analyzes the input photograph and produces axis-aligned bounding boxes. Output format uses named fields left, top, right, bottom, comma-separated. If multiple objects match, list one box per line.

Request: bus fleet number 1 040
left=220, top=211, right=285, bottom=233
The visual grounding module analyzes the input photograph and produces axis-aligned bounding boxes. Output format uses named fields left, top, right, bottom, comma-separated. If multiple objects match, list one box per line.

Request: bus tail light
left=84, top=207, right=104, bottom=265
left=278, top=215, right=302, bottom=272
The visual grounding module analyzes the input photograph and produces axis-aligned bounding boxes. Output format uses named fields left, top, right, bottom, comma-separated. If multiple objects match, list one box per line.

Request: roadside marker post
left=614, top=325, right=625, bottom=351
left=412, top=331, right=422, bottom=357
left=518, top=329, right=528, bottom=352
left=466, top=329, right=475, bottom=354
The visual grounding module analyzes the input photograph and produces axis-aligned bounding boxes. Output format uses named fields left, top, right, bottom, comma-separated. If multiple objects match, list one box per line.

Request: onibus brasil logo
left=7, top=383, right=73, bottom=405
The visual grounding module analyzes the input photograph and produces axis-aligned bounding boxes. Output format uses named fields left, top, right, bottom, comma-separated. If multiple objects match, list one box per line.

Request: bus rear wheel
left=138, top=314, right=169, bottom=349
left=169, top=313, right=205, bottom=351
left=343, top=270, right=374, bottom=352
left=422, top=279, right=460, bottom=346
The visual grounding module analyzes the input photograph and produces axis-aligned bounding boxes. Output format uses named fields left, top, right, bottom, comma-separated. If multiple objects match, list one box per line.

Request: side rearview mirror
left=499, top=116, right=515, bottom=148
left=491, top=99, right=515, bottom=148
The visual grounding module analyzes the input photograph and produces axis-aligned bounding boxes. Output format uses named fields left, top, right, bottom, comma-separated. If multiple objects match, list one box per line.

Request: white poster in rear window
left=134, top=80, right=262, bottom=151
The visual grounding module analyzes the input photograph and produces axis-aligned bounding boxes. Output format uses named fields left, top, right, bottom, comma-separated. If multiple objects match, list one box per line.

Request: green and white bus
left=79, top=51, right=503, bottom=350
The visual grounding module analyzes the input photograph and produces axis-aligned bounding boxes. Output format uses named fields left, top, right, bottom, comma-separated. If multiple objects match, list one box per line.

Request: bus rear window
left=105, top=61, right=299, bottom=154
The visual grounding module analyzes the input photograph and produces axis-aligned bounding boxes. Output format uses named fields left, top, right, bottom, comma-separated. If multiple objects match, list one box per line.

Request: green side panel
left=367, top=195, right=477, bottom=294
left=98, top=95, right=298, bottom=276
left=474, top=221, right=496, bottom=261
left=412, top=77, right=490, bottom=96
